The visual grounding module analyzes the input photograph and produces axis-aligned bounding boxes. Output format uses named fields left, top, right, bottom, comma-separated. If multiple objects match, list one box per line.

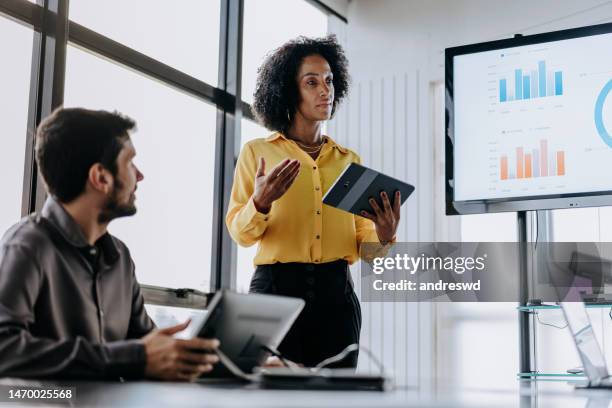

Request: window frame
left=0, top=0, right=344, bottom=308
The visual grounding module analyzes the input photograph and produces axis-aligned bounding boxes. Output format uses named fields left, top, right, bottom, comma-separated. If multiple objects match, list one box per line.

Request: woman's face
left=294, top=54, right=334, bottom=122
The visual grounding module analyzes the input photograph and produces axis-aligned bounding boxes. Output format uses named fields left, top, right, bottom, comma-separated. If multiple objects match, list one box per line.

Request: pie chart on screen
left=595, top=79, right=612, bottom=148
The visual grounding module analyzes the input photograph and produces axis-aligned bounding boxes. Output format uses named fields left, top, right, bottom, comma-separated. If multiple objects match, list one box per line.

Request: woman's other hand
left=252, top=157, right=301, bottom=214
left=360, top=191, right=401, bottom=244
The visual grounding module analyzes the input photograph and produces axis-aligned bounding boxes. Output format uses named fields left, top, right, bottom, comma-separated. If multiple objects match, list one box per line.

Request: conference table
left=0, top=377, right=610, bottom=407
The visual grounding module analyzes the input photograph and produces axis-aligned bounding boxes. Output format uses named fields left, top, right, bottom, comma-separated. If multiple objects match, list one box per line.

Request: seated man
left=0, top=108, right=219, bottom=380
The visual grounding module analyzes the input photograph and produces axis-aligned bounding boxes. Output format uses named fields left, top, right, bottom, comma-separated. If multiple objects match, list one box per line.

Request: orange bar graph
left=502, top=141, right=565, bottom=181
left=557, top=151, right=565, bottom=176
left=500, top=156, right=508, bottom=180
left=517, top=148, right=524, bottom=178
left=525, top=154, right=532, bottom=178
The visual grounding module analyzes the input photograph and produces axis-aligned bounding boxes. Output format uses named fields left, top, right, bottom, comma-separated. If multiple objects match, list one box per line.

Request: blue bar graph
left=523, top=76, right=531, bottom=99
left=538, top=61, right=547, bottom=97
left=555, top=71, right=563, bottom=95
left=499, top=79, right=507, bottom=102
left=515, top=69, right=523, bottom=100
left=499, top=60, right=564, bottom=103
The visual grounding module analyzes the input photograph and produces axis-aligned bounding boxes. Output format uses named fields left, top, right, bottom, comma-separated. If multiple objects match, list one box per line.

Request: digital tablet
left=323, top=163, right=415, bottom=216
left=193, top=290, right=304, bottom=378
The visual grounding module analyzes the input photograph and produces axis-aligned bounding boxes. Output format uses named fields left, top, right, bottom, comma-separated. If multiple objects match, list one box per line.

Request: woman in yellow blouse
left=226, top=36, right=400, bottom=368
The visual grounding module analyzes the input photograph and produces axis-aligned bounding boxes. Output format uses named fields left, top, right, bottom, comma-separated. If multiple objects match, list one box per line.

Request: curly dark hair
left=252, top=35, right=350, bottom=133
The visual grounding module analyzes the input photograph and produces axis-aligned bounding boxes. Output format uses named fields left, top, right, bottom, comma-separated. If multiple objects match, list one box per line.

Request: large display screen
left=452, top=31, right=612, bottom=203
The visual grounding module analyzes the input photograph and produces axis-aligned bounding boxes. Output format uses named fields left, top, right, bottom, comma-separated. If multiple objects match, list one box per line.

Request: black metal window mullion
left=67, top=21, right=234, bottom=110
left=211, top=0, right=244, bottom=291
left=306, top=0, right=347, bottom=24
left=0, top=0, right=340, bottom=299
left=22, top=0, right=68, bottom=215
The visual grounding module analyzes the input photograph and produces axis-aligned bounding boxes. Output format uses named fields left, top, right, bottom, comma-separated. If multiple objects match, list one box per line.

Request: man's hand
left=142, top=320, right=220, bottom=381
left=360, top=190, right=401, bottom=244
left=263, top=356, right=302, bottom=369
left=252, top=157, right=301, bottom=214
left=263, top=356, right=285, bottom=368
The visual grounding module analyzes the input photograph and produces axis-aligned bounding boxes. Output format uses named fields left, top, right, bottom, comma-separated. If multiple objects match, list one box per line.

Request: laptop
left=560, top=301, right=612, bottom=388
left=192, top=290, right=304, bottom=378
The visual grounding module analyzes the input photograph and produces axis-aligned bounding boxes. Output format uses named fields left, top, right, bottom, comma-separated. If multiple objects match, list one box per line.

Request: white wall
left=329, top=0, right=612, bottom=390
left=347, top=0, right=612, bottom=81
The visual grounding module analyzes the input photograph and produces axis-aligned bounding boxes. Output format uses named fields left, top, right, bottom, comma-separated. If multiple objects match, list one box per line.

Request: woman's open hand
left=252, top=158, right=301, bottom=214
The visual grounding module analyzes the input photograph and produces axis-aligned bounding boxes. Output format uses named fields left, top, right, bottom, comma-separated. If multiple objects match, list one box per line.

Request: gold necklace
left=290, top=137, right=325, bottom=154
left=297, top=144, right=323, bottom=154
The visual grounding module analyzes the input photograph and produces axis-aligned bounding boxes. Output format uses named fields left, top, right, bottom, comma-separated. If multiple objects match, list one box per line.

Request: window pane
left=601, top=207, right=612, bottom=241
left=241, top=0, right=328, bottom=104
left=235, top=118, right=272, bottom=292
left=0, top=18, right=32, bottom=235
left=552, top=208, right=600, bottom=241
left=68, top=0, right=220, bottom=85
left=64, top=46, right=217, bottom=292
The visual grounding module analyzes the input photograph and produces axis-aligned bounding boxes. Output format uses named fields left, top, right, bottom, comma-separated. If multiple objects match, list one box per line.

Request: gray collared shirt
left=0, top=197, right=155, bottom=379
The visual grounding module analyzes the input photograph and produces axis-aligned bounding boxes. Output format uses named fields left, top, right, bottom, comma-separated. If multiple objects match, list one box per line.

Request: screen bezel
left=445, top=22, right=612, bottom=215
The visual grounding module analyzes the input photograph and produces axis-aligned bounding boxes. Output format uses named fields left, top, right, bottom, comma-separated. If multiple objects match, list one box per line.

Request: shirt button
left=306, top=277, right=315, bottom=285
left=264, top=217, right=268, bottom=221
left=316, top=210, right=321, bottom=215
left=305, top=291, right=315, bottom=301
left=90, top=248, right=97, bottom=256
left=306, top=265, right=315, bottom=271
left=314, top=259, right=320, bottom=263
left=316, top=235, right=320, bottom=239
left=315, top=187, right=320, bottom=191
left=313, top=166, right=317, bottom=170
left=99, top=310, right=104, bottom=317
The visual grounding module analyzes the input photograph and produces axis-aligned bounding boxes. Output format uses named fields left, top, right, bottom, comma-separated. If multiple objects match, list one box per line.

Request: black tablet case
left=323, top=163, right=415, bottom=215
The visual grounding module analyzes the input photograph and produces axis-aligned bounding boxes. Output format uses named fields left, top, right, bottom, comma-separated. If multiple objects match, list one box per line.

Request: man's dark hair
left=35, top=107, right=136, bottom=203
left=252, top=35, right=350, bottom=133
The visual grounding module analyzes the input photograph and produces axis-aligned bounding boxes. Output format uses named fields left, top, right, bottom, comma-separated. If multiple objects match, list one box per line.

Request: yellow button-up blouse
left=225, top=132, right=381, bottom=266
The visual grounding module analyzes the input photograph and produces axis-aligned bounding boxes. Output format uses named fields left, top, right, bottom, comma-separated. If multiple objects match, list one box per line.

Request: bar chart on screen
left=454, top=32, right=612, bottom=201
left=498, top=60, right=563, bottom=103
left=498, top=139, right=565, bottom=181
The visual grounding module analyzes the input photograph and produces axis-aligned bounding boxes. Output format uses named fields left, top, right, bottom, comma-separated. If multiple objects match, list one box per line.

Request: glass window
left=68, top=0, right=221, bottom=85
left=234, top=118, right=273, bottom=292
left=240, top=116, right=272, bottom=146
left=548, top=208, right=612, bottom=373
left=601, top=207, right=612, bottom=241
left=0, top=18, right=32, bottom=235
left=552, top=207, right=600, bottom=241
left=241, top=0, right=328, bottom=104
left=64, top=46, right=217, bottom=292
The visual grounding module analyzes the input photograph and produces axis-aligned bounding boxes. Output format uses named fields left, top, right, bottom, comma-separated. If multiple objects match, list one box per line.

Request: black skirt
left=249, top=259, right=361, bottom=368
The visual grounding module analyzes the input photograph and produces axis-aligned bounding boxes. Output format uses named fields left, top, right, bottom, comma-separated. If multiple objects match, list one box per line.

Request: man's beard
left=98, top=179, right=137, bottom=224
